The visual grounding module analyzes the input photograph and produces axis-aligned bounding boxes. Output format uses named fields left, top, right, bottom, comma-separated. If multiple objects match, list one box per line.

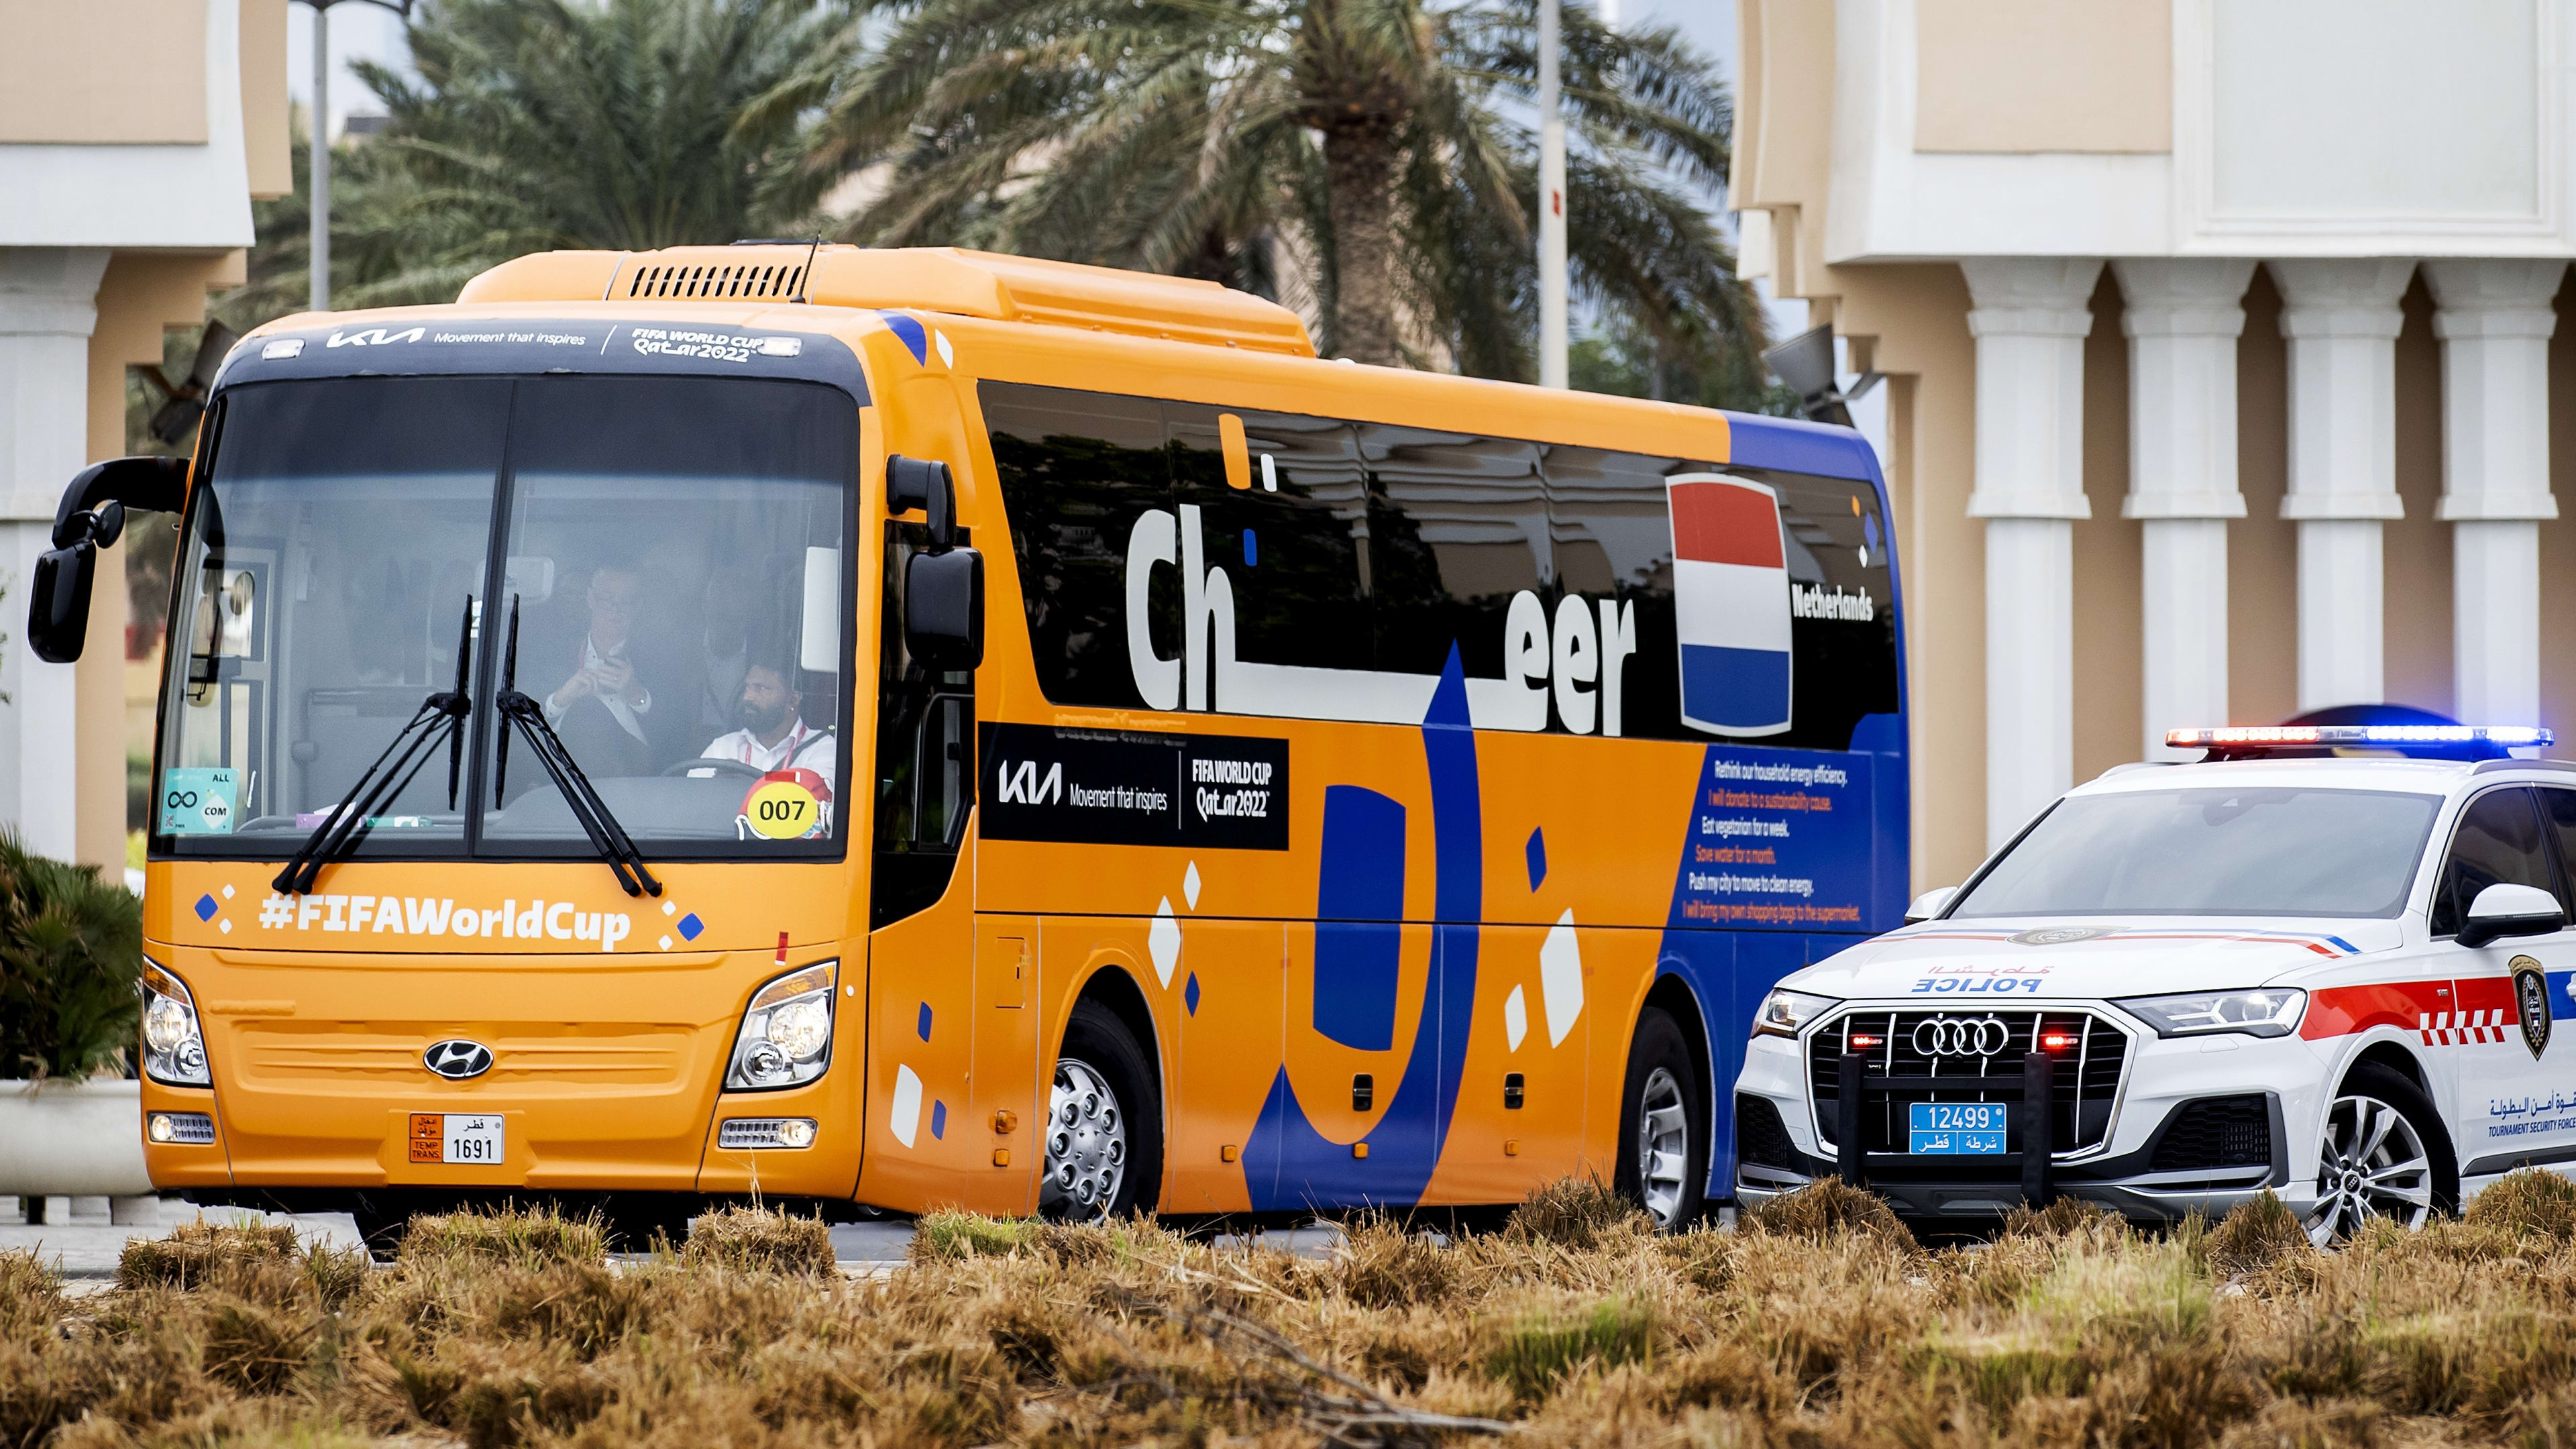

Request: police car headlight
left=1753, top=988, right=1839, bottom=1040
left=727, top=961, right=837, bottom=1090
left=2113, top=988, right=2306, bottom=1039
left=140, top=961, right=210, bottom=1087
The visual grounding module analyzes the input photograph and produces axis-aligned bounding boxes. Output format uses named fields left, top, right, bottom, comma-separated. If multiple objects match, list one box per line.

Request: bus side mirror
left=886, top=454, right=955, bottom=549
left=905, top=546, right=983, bottom=671
left=27, top=455, right=187, bottom=664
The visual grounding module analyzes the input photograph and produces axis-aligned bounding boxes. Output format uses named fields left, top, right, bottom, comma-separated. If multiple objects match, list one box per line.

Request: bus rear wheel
left=1616, top=1008, right=1706, bottom=1232
left=1040, top=998, right=1162, bottom=1221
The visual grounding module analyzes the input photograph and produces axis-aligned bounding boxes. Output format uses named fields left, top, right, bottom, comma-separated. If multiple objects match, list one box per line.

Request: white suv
left=1733, top=726, right=2576, bottom=1242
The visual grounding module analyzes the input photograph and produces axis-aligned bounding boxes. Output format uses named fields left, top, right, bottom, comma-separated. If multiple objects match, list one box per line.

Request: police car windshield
left=1949, top=786, right=2441, bottom=918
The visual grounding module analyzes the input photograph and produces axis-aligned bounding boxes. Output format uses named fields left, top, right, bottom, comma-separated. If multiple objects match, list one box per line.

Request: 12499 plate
left=1907, top=1102, right=2006, bottom=1155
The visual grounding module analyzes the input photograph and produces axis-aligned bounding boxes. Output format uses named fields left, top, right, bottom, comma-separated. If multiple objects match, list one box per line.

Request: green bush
left=0, top=832, right=143, bottom=1081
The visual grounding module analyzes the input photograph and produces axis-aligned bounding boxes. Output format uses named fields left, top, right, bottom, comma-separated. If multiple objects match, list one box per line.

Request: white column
left=2269, top=259, right=2414, bottom=711
left=0, top=249, right=108, bottom=863
left=1964, top=257, right=2102, bottom=849
left=2114, top=259, right=2256, bottom=759
left=2424, top=259, right=2565, bottom=726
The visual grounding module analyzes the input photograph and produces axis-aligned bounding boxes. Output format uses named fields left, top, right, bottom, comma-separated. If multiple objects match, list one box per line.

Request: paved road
left=2, top=1195, right=1347, bottom=1281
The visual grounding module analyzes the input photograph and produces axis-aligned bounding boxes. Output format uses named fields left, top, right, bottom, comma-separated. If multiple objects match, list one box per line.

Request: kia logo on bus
left=1913, top=1017, right=2009, bottom=1058
left=423, top=1040, right=494, bottom=1079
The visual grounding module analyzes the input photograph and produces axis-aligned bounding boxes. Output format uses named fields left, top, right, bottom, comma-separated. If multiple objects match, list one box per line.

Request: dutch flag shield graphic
left=1668, top=473, right=1792, bottom=735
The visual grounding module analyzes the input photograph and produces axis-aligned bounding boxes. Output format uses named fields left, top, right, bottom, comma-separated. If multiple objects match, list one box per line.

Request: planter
left=0, top=1079, right=154, bottom=1197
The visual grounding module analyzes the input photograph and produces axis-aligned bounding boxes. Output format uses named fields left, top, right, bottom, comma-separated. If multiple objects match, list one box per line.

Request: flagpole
left=309, top=1, right=329, bottom=311
left=1538, top=0, right=1568, bottom=388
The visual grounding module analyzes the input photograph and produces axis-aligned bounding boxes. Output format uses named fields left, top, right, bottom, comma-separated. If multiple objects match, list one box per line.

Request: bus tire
left=1041, top=998, right=1163, bottom=1221
left=1615, top=1008, right=1706, bottom=1232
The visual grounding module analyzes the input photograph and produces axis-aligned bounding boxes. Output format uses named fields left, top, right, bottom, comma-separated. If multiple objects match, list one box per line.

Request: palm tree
left=765, top=0, right=1768, bottom=390
left=222, top=0, right=832, bottom=323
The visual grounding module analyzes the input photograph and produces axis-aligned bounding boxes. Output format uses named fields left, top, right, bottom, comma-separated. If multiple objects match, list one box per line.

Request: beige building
left=1734, top=0, right=2576, bottom=892
left=0, top=0, right=288, bottom=873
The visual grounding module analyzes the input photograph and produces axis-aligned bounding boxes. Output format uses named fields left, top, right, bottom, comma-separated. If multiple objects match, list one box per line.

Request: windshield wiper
left=492, top=595, right=663, bottom=899
left=272, top=596, right=474, bottom=896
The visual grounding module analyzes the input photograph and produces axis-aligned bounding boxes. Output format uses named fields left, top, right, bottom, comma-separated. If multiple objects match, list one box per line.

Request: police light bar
left=2165, top=724, right=2552, bottom=749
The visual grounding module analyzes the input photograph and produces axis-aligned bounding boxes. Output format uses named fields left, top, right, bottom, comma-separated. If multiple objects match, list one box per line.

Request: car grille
left=2150, top=1095, right=2271, bottom=1172
left=1806, top=1008, right=2128, bottom=1156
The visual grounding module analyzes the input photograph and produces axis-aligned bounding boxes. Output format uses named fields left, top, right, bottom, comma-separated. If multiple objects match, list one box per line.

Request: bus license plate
left=1908, top=1102, right=2006, bottom=1155
left=409, top=1113, right=504, bottom=1165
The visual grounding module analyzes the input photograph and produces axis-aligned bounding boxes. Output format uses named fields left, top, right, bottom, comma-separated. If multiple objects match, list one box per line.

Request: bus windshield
left=155, top=374, right=857, bottom=861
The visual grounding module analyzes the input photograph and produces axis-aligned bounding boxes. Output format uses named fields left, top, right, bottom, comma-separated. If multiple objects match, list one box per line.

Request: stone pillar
left=2423, top=259, right=2565, bottom=727
left=0, top=249, right=108, bottom=863
left=2113, top=259, right=2257, bottom=758
left=1963, top=257, right=2102, bottom=848
left=2269, top=260, right=2415, bottom=712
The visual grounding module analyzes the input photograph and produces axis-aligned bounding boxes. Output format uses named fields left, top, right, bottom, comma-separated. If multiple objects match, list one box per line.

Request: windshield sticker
left=1910, top=962, right=2052, bottom=996
left=741, top=770, right=829, bottom=841
left=160, top=768, right=240, bottom=835
left=253, top=892, right=634, bottom=951
left=626, top=327, right=800, bottom=364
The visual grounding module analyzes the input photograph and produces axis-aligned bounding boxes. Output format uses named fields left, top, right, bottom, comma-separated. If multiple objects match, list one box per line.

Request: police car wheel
left=2302, top=1062, right=2456, bottom=1246
left=1040, top=999, right=1162, bottom=1222
left=1616, top=1009, right=1705, bottom=1232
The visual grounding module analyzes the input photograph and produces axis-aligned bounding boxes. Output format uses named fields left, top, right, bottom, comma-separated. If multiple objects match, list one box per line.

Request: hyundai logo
left=1913, top=1016, right=2010, bottom=1057
left=423, top=1039, right=494, bottom=1079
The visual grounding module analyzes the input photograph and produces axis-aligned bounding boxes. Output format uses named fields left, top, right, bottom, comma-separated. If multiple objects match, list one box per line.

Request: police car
left=1733, top=723, right=2576, bottom=1242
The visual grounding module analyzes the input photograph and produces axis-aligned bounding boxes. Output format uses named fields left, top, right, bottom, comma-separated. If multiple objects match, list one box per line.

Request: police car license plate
left=1908, top=1102, right=2006, bottom=1154
left=409, top=1113, right=504, bottom=1165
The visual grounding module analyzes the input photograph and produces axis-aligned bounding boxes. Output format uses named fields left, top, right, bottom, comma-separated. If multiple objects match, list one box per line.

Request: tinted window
left=2540, top=788, right=2576, bottom=911
left=1358, top=423, right=1550, bottom=688
left=982, top=383, right=1173, bottom=709
left=1949, top=787, right=2440, bottom=918
left=2432, top=787, right=2555, bottom=936
left=1166, top=403, right=1373, bottom=676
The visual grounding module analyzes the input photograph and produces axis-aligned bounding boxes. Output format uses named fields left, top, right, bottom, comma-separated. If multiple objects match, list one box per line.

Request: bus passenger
left=538, top=561, right=669, bottom=776
left=701, top=660, right=834, bottom=788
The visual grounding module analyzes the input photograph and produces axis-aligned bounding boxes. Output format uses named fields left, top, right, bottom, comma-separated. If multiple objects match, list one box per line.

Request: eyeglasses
left=590, top=586, right=643, bottom=612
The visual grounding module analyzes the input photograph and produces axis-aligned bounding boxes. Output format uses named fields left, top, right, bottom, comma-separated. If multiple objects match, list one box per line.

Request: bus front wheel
left=1616, top=1008, right=1706, bottom=1232
left=1040, top=998, right=1163, bottom=1221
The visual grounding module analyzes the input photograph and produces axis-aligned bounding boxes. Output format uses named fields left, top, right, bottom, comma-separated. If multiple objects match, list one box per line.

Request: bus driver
left=701, top=659, right=835, bottom=789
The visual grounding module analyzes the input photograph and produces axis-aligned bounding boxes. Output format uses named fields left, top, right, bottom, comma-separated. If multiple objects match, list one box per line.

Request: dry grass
left=16, top=1177, right=2576, bottom=1447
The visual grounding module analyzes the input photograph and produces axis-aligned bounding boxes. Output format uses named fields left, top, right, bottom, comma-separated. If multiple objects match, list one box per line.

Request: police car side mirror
left=2459, top=882, right=2566, bottom=949
left=904, top=546, right=983, bottom=672
left=1904, top=886, right=1957, bottom=924
left=27, top=455, right=187, bottom=664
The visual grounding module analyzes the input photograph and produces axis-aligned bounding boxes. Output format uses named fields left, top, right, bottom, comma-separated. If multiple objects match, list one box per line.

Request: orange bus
left=34, top=246, right=1907, bottom=1246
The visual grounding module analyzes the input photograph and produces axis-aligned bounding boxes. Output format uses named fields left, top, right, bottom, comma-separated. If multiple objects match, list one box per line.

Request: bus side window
left=1353, top=423, right=1550, bottom=689
left=1163, top=402, right=1373, bottom=674
left=1538, top=445, right=1697, bottom=739
left=978, top=382, right=1175, bottom=710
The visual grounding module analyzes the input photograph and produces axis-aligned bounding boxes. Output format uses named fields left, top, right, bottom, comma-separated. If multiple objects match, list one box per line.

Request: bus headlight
left=140, top=961, right=210, bottom=1087
left=727, top=961, right=837, bottom=1091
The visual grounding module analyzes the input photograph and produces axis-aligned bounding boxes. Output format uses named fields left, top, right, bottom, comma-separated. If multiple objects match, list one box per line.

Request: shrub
left=910, top=1209, right=1034, bottom=1262
left=2206, top=1191, right=2312, bottom=1275
left=1483, top=1298, right=1656, bottom=1400
left=1743, top=1178, right=1914, bottom=1246
left=117, top=1217, right=299, bottom=1291
left=399, top=1204, right=604, bottom=1269
left=1507, top=1175, right=1648, bottom=1250
left=0, top=832, right=142, bottom=1082
left=682, top=1204, right=837, bottom=1276
left=1336, top=1217, right=1458, bottom=1307
left=2463, top=1167, right=2576, bottom=1242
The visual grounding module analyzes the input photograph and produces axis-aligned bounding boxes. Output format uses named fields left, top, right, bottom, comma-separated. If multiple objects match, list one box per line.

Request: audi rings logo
left=1912, top=1016, right=2010, bottom=1057
left=423, top=1040, right=494, bottom=1080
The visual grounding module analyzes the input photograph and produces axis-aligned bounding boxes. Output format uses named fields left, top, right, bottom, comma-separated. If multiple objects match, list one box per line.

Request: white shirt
left=546, top=633, right=652, bottom=744
left=700, top=719, right=836, bottom=792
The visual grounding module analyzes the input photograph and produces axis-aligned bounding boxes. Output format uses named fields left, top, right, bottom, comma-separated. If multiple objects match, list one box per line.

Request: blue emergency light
left=2166, top=724, right=2552, bottom=761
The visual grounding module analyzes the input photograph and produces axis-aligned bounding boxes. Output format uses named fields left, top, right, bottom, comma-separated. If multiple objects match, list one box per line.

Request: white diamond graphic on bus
left=1149, top=898, right=1181, bottom=987
left=1540, top=910, right=1583, bottom=1046
left=1503, top=985, right=1529, bottom=1052
left=890, top=1064, right=924, bottom=1148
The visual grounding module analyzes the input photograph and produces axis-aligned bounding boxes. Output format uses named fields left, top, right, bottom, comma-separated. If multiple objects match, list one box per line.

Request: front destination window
left=156, top=375, right=856, bottom=862
left=1949, top=787, right=2441, bottom=919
